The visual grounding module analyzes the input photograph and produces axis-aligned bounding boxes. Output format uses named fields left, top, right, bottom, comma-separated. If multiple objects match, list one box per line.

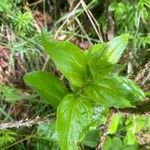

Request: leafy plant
left=24, top=32, right=145, bottom=149
left=102, top=114, right=147, bottom=150
left=95, top=0, right=150, bottom=70
left=35, top=122, right=59, bottom=150
left=12, top=11, right=33, bottom=34
left=103, top=136, right=139, bottom=150
left=0, top=85, right=31, bottom=103
left=0, top=0, right=12, bottom=13
left=0, top=129, right=17, bottom=148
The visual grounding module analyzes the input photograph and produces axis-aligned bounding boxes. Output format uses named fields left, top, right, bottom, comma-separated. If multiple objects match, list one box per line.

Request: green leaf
left=87, top=43, right=113, bottom=78
left=88, top=34, right=129, bottom=64
left=41, top=32, right=87, bottom=87
left=103, top=136, right=123, bottom=150
left=83, top=105, right=108, bottom=148
left=111, top=137, right=123, bottom=150
left=24, top=71, right=67, bottom=108
left=123, top=144, right=138, bottom=150
left=0, top=130, right=17, bottom=148
left=0, top=85, right=26, bottom=103
left=83, top=75, right=145, bottom=108
left=108, top=114, right=121, bottom=134
left=125, top=116, right=145, bottom=134
left=124, top=132, right=137, bottom=145
left=92, top=105, right=109, bottom=126
left=87, top=34, right=129, bottom=78
left=88, top=43, right=107, bottom=55
left=56, top=94, right=93, bottom=150
left=82, top=128, right=99, bottom=148
left=107, top=33, right=129, bottom=63
left=102, top=136, right=112, bottom=150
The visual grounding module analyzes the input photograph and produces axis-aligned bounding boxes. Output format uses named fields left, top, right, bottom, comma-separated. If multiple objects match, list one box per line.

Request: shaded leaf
left=123, top=144, right=138, bottom=150
left=83, top=128, right=99, bottom=148
left=103, top=136, right=123, bottom=150
left=102, top=136, right=112, bottom=150
left=0, top=130, right=17, bottom=148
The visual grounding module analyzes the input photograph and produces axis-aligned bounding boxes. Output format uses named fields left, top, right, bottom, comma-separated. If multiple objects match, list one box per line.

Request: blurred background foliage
left=0, top=0, right=149, bottom=149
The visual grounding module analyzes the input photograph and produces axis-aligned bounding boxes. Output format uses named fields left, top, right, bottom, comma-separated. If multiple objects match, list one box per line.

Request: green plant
left=101, top=114, right=146, bottom=150
left=23, top=32, right=145, bottom=149
left=0, top=85, right=39, bottom=108
left=34, top=122, right=59, bottom=150
left=12, top=11, right=33, bottom=34
left=0, top=129, right=17, bottom=148
left=0, top=0, right=12, bottom=13
left=95, top=0, right=150, bottom=70
left=0, top=85, right=26, bottom=103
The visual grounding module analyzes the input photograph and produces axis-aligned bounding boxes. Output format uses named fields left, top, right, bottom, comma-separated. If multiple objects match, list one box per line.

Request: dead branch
left=0, top=117, right=50, bottom=130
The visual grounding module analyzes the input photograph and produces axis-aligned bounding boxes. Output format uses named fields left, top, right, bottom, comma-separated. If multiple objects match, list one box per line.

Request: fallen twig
left=0, top=117, right=50, bottom=130
left=0, top=99, right=149, bottom=130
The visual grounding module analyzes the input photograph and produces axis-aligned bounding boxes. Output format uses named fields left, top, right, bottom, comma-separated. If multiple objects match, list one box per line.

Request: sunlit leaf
left=107, top=33, right=129, bottom=63
left=124, top=132, right=137, bottom=145
left=125, top=116, right=145, bottom=133
left=87, top=43, right=113, bottom=78
left=41, top=32, right=87, bottom=87
left=56, top=94, right=93, bottom=150
left=108, top=114, right=121, bottom=134
left=24, top=71, right=67, bottom=108
left=83, top=75, right=145, bottom=108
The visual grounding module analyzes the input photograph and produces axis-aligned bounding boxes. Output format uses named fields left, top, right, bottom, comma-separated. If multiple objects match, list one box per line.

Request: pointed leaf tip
left=107, top=33, right=129, bottom=64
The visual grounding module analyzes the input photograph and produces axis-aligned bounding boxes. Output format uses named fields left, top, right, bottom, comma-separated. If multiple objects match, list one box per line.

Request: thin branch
left=81, top=0, right=103, bottom=42
left=0, top=117, right=50, bottom=130
left=0, top=100, right=149, bottom=130
left=54, top=1, right=81, bottom=39
left=26, top=0, right=43, bottom=6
